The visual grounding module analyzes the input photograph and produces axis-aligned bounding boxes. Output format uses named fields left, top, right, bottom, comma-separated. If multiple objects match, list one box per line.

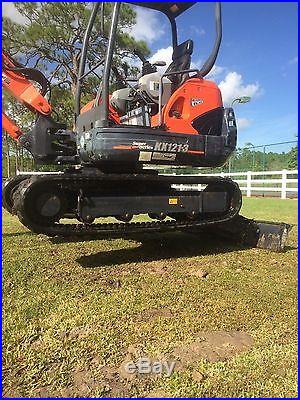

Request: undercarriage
left=3, top=171, right=290, bottom=252
left=5, top=170, right=240, bottom=234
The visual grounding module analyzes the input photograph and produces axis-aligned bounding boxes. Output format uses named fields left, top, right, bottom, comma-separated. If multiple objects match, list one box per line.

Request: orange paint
left=113, top=145, right=139, bottom=150
left=151, top=77, right=222, bottom=135
left=80, top=97, right=120, bottom=124
left=187, top=150, right=205, bottom=154
left=2, top=50, right=53, bottom=142
left=2, top=112, right=23, bottom=140
left=2, top=51, right=52, bottom=116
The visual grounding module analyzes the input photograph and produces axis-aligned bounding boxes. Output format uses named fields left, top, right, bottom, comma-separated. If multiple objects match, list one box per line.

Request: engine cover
left=151, top=77, right=223, bottom=135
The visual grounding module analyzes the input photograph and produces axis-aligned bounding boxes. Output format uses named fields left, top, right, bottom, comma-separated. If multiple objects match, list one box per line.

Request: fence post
left=281, top=169, right=287, bottom=199
left=246, top=171, right=251, bottom=197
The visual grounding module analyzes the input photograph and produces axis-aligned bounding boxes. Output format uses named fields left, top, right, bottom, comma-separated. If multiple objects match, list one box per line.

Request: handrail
left=97, top=2, right=121, bottom=127
left=74, top=3, right=100, bottom=119
left=199, top=2, right=222, bottom=77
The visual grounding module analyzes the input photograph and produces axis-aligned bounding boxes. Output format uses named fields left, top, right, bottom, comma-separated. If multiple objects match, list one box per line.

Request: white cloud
left=149, top=46, right=202, bottom=74
left=237, top=117, right=251, bottom=130
left=190, top=25, right=205, bottom=36
left=289, top=56, right=298, bottom=65
left=129, top=8, right=165, bottom=43
left=206, top=65, right=226, bottom=80
left=191, top=59, right=202, bottom=70
left=150, top=46, right=173, bottom=65
left=218, top=71, right=262, bottom=105
left=149, top=46, right=173, bottom=73
left=2, top=2, right=28, bottom=24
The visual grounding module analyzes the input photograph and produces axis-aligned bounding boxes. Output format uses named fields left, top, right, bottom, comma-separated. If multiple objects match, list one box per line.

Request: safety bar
left=97, top=2, right=121, bottom=126
left=199, top=2, right=222, bottom=77
left=75, top=3, right=100, bottom=119
left=78, top=58, right=105, bottom=82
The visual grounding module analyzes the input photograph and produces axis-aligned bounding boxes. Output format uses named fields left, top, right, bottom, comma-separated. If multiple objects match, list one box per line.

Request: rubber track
left=12, top=172, right=242, bottom=237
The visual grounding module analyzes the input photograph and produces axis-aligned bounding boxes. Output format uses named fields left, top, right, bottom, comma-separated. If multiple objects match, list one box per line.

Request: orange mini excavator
left=2, top=2, right=290, bottom=251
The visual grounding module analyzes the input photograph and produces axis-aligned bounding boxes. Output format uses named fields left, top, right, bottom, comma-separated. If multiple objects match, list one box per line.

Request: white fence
left=173, top=169, right=298, bottom=199
left=11, top=169, right=298, bottom=199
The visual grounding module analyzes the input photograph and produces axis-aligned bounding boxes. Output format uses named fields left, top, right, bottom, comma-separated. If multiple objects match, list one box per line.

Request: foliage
left=164, top=145, right=298, bottom=175
left=287, top=145, right=298, bottom=169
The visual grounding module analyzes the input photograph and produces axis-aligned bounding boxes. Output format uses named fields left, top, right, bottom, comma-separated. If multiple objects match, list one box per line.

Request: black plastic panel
left=81, top=191, right=228, bottom=219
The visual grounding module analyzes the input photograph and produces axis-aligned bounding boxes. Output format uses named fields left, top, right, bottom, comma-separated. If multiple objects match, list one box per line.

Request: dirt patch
left=72, top=367, right=97, bottom=396
left=135, top=307, right=173, bottom=322
left=71, top=365, right=130, bottom=397
left=146, top=389, right=174, bottom=397
left=173, top=331, right=253, bottom=364
left=147, top=262, right=169, bottom=275
left=192, top=370, right=206, bottom=382
left=191, top=269, right=209, bottom=278
left=33, top=386, right=53, bottom=398
left=58, top=326, right=92, bottom=340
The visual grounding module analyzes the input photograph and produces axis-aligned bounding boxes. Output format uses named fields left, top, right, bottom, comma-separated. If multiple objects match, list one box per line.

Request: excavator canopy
left=127, top=2, right=196, bottom=19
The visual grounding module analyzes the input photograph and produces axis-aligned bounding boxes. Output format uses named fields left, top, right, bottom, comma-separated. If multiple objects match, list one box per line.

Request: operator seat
left=165, top=39, right=194, bottom=92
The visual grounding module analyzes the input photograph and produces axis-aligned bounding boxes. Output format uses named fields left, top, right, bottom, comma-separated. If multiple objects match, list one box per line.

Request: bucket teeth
left=199, top=215, right=291, bottom=252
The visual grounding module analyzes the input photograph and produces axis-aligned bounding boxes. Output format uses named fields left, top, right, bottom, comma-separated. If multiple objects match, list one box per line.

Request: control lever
left=152, top=61, right=166, bottom=67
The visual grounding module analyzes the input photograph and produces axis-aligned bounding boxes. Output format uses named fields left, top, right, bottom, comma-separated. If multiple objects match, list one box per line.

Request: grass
left=2, top=197, right=298, bottom=398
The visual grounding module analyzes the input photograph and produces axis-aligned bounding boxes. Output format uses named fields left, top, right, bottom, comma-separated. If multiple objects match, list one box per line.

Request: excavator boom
left=2, top=50, right=52, bottom=142
left=2, top=50, right=77, bottom=164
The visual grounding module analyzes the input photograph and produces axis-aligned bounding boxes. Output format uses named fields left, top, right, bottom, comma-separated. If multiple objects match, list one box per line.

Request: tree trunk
left=71, top=55, right=79, bottom=130
left=15, top=142, right=19, bottom=176
left=20, top=146, right=24, bottom=171
left=6, top=133, right=10, bottom=178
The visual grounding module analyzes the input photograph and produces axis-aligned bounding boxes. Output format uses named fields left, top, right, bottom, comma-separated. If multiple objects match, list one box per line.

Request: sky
left=2, top=2, right=298, bottom=151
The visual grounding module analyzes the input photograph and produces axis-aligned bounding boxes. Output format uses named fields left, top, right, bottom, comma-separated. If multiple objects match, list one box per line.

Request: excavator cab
left=75, top=2, right=237, bottom=171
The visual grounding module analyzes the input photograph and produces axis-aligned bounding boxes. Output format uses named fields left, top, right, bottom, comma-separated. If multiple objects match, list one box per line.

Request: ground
left=2, top=197, right=298, bottom=398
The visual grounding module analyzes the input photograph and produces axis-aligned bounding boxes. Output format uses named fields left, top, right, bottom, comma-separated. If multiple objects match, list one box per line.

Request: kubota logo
left=191, top=98, right=204, bottom=107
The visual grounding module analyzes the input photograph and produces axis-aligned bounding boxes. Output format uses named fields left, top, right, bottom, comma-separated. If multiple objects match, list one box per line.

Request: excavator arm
left=2, top=50, right=77, bottom=164
left=2, top=112, right=23, bottom=140
left=2, top=50, right=52, bottom=142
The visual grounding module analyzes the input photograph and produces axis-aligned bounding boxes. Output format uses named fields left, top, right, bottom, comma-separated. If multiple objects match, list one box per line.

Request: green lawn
left=2, top=197, right=298, bottom=398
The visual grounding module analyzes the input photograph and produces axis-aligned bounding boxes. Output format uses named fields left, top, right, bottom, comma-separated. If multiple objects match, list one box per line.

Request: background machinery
left=2, top=2, right=290, bottom=251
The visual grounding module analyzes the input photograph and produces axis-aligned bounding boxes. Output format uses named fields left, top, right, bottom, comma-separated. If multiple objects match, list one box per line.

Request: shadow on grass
left=75, top=232, right=246, bottom=268
left=2, top=231, right=34, bottom=238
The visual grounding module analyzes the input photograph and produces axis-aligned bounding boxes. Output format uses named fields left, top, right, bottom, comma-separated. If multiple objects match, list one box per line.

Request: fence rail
left=5, top=169, right=298, bottom=200
left=172, top=169, right=298, bottom=199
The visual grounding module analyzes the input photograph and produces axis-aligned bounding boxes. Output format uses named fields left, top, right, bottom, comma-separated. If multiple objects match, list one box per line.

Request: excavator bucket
left=202, top=215, right=291, bottom=252
left=249, top=220, right=291, bottom=252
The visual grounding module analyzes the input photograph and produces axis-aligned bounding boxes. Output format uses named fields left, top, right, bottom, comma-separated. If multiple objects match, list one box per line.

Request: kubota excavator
left=2, top=2, right=290, bottom=251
